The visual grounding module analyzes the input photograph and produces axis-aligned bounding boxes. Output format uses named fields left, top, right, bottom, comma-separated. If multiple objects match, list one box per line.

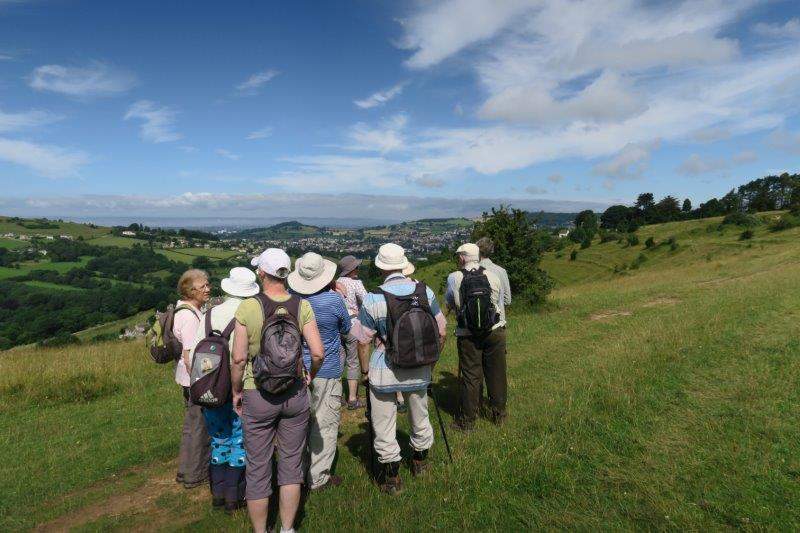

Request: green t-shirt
left=234, top=293, right=315, bottom=390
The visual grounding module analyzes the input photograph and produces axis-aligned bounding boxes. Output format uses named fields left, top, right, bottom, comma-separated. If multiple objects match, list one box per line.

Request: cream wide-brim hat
left=288, top=252, right=338, bottom=295
left=220, top=267, right=260, bottom=298
left=374, top=243, right=410, bottom=272
left=402, top=263, right=415, bottom=276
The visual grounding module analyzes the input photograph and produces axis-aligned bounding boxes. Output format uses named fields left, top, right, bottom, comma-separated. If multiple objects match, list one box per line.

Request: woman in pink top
left=173, top=268, right=211, bottom=489
left=336, top=256, right=369, bottom=409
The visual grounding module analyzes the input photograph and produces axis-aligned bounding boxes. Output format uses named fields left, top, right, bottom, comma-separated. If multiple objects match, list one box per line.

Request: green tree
left=574, top=210, right=598, bottom=238
left=682, top=198, right=692, bottom=212
left=600, top=205, right=633, bottom=231
left=472, top=206, right=553, bottom=304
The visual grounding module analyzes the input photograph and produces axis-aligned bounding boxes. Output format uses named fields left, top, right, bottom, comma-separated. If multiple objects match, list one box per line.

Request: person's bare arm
left=357, top=341, right=371, bottom=384
left=303, top=320, right=324, bottom=380
left=182, top=349, right=192, bottom=372
left=231, top=321, right=248, bottom=415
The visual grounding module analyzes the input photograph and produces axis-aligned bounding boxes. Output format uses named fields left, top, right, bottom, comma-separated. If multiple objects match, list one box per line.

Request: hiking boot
left=411, top=449, right=430, bottom=477
left=183, top=477, right=209, bottom=490
left=396, top=401, right=407, bottom=414
left=224, top=499, right=246, bottom=514
left=347, top=399, right=364, bottom=410
left=311, top=474, right=342, bottom=492
left=450, top=418, right=475, bottom=432
left=378, top=461, right=403, bottom=495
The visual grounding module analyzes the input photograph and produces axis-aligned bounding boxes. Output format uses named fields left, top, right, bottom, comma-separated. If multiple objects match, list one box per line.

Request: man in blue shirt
left=355, top=243, right=447, bottom=495
left=288, top=252, right=351, bottom=492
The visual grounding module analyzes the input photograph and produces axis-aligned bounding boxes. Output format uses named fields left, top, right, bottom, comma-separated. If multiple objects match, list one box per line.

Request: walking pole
left=429, top=382, right=453, bottom=464
left=365, top=382, right=376, bottom=479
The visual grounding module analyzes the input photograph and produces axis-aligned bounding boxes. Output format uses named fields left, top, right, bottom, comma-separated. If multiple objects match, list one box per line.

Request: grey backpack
left=252, top=294, right=304, bottom=395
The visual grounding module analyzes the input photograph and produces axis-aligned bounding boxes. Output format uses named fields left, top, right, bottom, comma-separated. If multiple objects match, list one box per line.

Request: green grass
left=74, top=309, right=153, bottom=342
left=3, top=215, right=800, bottom=530
left=22, top=280, right=85, bottom=291
left=0, top=257, right=91, bottom=279
left=0, top=237, right=25, bottom=249
left=156, top=247, right=238, bottom=264
left=0, top=216, right=111, bottom=239
left=87, top=235, right=150, bottom=248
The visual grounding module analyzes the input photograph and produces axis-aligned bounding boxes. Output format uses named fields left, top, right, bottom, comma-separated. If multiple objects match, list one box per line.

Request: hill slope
left=3, top=215, right=800, bottom=529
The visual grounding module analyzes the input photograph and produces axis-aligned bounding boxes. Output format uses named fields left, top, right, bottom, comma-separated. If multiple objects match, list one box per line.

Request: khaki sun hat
left=402, top=262, right=415, bottom=276
left=220, top=267, right=260, bottom=298
left=374, top=243, right=410, bottom=272
left=288, top=252, right=337, bottom=295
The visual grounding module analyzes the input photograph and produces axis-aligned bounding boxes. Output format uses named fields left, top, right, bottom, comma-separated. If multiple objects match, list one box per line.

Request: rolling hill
left=3, top=213, right=800, bottom=529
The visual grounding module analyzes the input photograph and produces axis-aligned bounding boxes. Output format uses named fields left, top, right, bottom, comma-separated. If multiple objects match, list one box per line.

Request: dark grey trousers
left=178, top=387, right=210, bottom=485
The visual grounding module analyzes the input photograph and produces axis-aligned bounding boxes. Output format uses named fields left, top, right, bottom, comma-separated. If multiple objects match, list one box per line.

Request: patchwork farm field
left=2, top=215, right=799, bottom=530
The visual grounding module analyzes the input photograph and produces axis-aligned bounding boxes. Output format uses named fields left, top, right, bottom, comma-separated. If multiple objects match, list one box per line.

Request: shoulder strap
left=175, top=304, right=199, bottom=320
left=221, top=318, right=236, bottom=339
left=204, top=310, right=213, bottom=336
left=284, top=295, right=301, bottom=324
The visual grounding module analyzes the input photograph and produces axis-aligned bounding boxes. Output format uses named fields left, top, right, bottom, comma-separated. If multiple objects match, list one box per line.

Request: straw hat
left=374, top=243, right=410, bottom=272
left=288, top=252, right=337, bottom=295
left=220, top=267, right=260, bottom=298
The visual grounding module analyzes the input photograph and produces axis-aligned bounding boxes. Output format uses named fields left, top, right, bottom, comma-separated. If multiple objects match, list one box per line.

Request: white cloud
left=235, top=70, right=279, bottom=96
left=547, top=174, right=564, bottom=183
left=691, top=126, right=731, bottom=143
left=354, top=82, right=406, bottom=109
left=124, top=100, right=182, bottom=143
left=406, top=176, right=445, bottom=188
left=0, top=137, right=88, bottom=178
left=677, top=153, right=728, bottom=175
left=753, top=18, right=800, bottom=39
left=0, top=53, right=12, bottom=61
left=767, top=128, right=800, bottom=155
left=479, top=71, right=647, bottom=125
left=29, top=62, right=136, bottom=97
left=215, top=148, right=241, bottom=161
left=525, top=185, right=547, bottom=195
left=732, top=149, right=757, bottom=164
left=347, top=113, right=408, bottom=154
left=246, top=126, right=273, bottom=140
left=2, top=192, right=608, bottom=221
left=593, top=142, right=657, bottom=180
left=0, top=107, right=61, bottom=133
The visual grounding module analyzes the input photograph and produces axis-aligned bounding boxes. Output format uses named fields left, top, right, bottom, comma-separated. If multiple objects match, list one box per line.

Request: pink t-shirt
left=172, top=300, right=201, bottom=387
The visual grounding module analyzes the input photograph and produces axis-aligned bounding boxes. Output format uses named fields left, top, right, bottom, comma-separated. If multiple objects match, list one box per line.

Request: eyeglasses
left=192, top=282, right=210, bottom=291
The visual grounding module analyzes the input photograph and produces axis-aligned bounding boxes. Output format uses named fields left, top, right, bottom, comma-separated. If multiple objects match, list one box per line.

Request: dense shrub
left=722, top=212, right=760, bottom=227
left=580, top=237, right=592, bottom=249
left=630, top=253, right=648, bottom=270
left=626, top=233, right=640, bottom=247
left=740, top=229, right=755, bottom=240
left=570, top=249, right=578, bottom=261
left=600, top=230, right=621, bottom=243
left=770, top=213, right=800, bottom=232
left=472, top=206, right=554, bottom=304
left=645, top=237, right=656, bottom=249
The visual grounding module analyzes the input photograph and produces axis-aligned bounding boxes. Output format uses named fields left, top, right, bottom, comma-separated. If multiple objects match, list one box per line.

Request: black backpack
left=252, top=294, right=304, bottom=395
left=458, top=267, right=498, bottom=336
left=189, top=310, right=235, bottom=408
left=377, top=282, right=440, bottom=368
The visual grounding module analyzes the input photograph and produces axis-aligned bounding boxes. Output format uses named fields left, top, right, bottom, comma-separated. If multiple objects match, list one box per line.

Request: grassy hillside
left=0, top=216, right=111, bottom=239
left=3, top=216, right=800, bottom=530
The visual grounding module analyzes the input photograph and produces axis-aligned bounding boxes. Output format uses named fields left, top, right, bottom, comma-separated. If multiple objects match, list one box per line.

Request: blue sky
left=1, top=0, right=799, bottom=221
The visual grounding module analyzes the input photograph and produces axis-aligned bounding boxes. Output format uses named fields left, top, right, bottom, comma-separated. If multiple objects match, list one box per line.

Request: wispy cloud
left=767, top=127, right=800, bottom=155
left=406, top=176, right=444, bottom=188
left=593, top=142, right=658, bottom=180
left=753, top=18, right=800, bottom=39
left=29, top=61, right=136, bottom=98
left=235, top=69, right=279, bottom=96
left=0, top=107, right=61, bottom=133
left=677, top=153, right=728, bottom=176
left=525, top=185, right=548, bottom=195
left=0, top=137, right=89, bottom=178
left=246, top=126, right=273, bottom=140
left=547, top=174, right=564, bottom=184
left=1, top=192, right=608, bottom=221
left=347, top=113, right=408, bottom=153
left=215, top=148, right=241, bottom=161
left=124, top=100, right=182, bottom=143
left=354, top=82, right=406, bottom=109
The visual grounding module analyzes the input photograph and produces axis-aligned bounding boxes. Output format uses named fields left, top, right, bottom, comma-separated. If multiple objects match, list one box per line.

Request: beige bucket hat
left=288, top=252, right=338, bottom=295
left=374, top=243, right=410, bottom=272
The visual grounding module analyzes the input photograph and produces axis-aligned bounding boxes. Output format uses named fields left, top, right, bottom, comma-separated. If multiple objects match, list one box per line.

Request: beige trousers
left=308, top=377, right=342, bottom=488
left=370, top=387, right=434, bottom=464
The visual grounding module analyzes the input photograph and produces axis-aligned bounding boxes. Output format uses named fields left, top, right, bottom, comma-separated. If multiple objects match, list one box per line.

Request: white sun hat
left=221, top=267, right=260, bottom=298
left=251, top=248, right=291, bottom=279
left=402, top=262, right=416, bottom=276
left=288, top=252, right=338, bottom=295
left=374, top=243, right=410, bottom=272
left=456, top=243, right=480, bottom=262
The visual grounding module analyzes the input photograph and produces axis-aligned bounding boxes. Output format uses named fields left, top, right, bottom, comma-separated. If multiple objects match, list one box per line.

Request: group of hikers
left=153, top=237, right=510, bottom=533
